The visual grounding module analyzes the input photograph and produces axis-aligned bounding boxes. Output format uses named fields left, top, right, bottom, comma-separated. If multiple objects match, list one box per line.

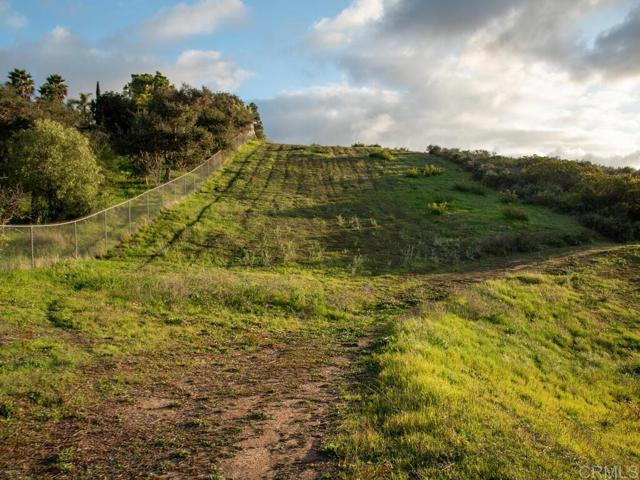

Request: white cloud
left=0, top=28, right=250, bottom=97
left=262, top=0, right=640, bottom=167
left=141, top=0, right=247, bottom=41
left=0, top=0, right=27, bottom=29
left=259, top=83, right=401, bottom=145
left=169, top=50, right=252, bottom=91
left=310, top=0, right=389, bottom=48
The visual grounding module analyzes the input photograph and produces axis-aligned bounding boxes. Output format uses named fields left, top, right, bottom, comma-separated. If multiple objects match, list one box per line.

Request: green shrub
left=503, top=206, right=529, bottom=222
left=499, top=189, right=519, bottom=203
left=422, top=164, right=445, bottom=176
left=427, top=202, right=449, bottom=215
left=7, top=119, right=102, bottom=222
left=405, top=167, right=420, bottom=178
left=369, top=149, right=395, bottom=161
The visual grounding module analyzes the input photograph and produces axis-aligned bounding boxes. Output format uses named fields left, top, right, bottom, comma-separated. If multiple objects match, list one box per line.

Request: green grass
left=123, top=142, right=594, bottom=274
left=334, top=247, right=640, bottom=479
left=1, top=140, right=633, bottom=478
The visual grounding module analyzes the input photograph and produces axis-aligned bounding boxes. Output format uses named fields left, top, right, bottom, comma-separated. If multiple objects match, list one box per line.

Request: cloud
left=585, top=5, right=640, bottom=79
left=140, top=0, right=247, bottom=41
left=259, top=83, right=401, bottom=145
left=309, top=0, right=387, bottom=48
left=260, top=0, right=640, bottom=166
left=169, top=50, right=252, bottom=91
left=0, top=0, right=27, bottom=29
left=0, top=27, right=250, bottom=97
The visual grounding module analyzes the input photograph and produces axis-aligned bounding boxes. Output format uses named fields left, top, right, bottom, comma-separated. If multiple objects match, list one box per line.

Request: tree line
left=428, top=145, right=640, bottom=241
left=0, top=69, right=264, bottom=224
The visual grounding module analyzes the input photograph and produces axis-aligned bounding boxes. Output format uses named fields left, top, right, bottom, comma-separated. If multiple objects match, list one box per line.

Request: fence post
left=104, top=211, right=108, bottom=251
left=74, top=222, right=78, bottom=259
left=30, top=226, right=35, bottom=269
left=128, top=201, right=132, bottom=235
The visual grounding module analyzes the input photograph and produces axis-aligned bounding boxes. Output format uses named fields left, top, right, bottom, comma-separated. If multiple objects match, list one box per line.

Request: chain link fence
left=0, top=129, right=255, bottom=270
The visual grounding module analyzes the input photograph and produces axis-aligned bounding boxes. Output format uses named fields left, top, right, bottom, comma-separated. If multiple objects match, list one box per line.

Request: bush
left=499, top=189, right=519, bottom=203
left=7, top=119, right=102, bottom=221
left=422, top=164, right=445, bottom=176
left=369, top=149, right=395, bottom=161
left=405, top=168, right=420, bottom=178
left=454, top=181, right=486, bottom=196
left=427, top=202, right=449, bottom=215
left=503, top=206, right=529, bottom=222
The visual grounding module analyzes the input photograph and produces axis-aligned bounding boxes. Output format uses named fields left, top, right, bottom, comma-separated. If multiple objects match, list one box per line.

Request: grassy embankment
left=1, top=141, right=636, bottom=478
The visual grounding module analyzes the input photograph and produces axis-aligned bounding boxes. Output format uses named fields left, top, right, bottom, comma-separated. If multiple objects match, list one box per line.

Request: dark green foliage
left=38, top=74, right=68, bottom=103
left=429, top=145, right=640, bottom=241
left=7, top=68, right=34, bottom=100
left=1, top=68, right=254, bottom=224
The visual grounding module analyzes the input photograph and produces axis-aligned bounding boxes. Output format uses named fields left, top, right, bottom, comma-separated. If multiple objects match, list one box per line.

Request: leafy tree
left=124, top=71, right=171, bottom=108
left=93, top=91, right=136, bottom=141
left=38, top=74, right=68, bottom=102
left=7, top=119, right=102, bottom=221
left=127, top=86, right=213, bottom=181
left=7, top=68, right=34, bottom=100
left=249, top=102, right=265, bottom=139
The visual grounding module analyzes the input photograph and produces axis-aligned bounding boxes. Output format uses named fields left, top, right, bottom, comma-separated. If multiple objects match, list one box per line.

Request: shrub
left=369, top=149, right=395, bottom=161
left=503, top=206, right=529, bottom=222
left=427, top=202, right=449, bottom=215
left=405, top=168, right=420, bottom=178
left=422, top=164, right=445, bottom=176
left=454, top=181, right=486, bottom=195
left=499, top=189, right=519, bottom=203
left=7, top=119, right=102, bottom=222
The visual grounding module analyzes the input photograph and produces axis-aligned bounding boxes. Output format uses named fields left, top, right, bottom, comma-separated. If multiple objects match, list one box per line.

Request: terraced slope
left=1, top=141, right=637, bottom=480
left=126, top=142, right=592, bottom=273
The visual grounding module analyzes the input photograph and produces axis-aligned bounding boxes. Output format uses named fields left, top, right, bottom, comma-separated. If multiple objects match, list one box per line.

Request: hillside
left=1, top=142, right=638, bottom=479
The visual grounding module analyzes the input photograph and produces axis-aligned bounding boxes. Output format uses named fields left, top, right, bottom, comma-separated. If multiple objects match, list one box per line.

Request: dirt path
left=2, top=337, right=367, bottom=479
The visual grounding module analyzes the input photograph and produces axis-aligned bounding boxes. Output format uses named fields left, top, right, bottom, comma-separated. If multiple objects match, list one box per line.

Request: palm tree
left=68, top=92, right=92, bottom=114
left=7, top=68, right=35, bottom=100
left=38, top=74, right=68, bottom=102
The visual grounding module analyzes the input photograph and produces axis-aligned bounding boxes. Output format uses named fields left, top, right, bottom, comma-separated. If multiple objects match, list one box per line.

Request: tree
left=127, top=86, right=213, bottom=182
left=124, top=71, right=171, bottom=108
left=7, top=68, right=34, bottom=100
left=96, top=81, right=101, bottom=99
left=0, top=185, right=23, bottom=224
left=249, top=102, right=265, bottom=139
left=67, top=92, right=92, bottom=116
left=38, top=74, right=68, bottom=102
left=7, top=119, right=102, bottom=221
left=93, top=91, right=136, bottom=140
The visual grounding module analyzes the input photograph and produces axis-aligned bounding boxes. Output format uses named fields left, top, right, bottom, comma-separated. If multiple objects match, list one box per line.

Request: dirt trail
left=3, top=338, right=365, bottom=479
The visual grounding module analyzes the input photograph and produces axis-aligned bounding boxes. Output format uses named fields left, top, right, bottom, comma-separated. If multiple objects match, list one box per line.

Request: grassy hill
left=1, top=141, right=638, bottom=479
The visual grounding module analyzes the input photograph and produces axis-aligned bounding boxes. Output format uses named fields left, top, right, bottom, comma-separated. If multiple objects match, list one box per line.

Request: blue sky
left=0, top=0, right=348, bottom=99
left=1, top=0, right=640, bottom=166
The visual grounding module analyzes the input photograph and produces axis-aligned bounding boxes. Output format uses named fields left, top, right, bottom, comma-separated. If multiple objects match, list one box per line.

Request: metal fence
left=0, top=129, right=255, bottom=270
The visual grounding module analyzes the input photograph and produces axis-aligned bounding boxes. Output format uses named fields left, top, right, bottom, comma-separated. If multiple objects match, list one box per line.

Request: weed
left=427, top=202, right=449, bottom=215
left=369, top=150, right=395, bottom=161
left=46, top=299, right=78, bottom=329
left=503, top=206, right=529, bottom=222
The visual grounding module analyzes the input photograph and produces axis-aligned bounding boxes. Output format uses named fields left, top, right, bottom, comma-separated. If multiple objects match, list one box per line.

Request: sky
left=1, top=0, right=640, bottom=167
